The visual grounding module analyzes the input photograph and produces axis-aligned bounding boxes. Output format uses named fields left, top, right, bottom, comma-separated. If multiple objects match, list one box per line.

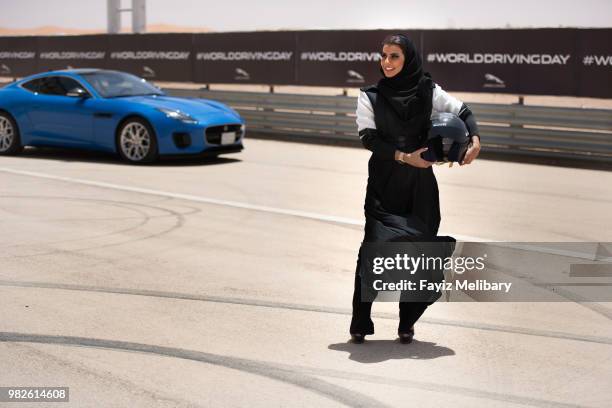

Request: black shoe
left=398, top=327, right=414, bottom=344
left=350, top=334, right=365, bottom=344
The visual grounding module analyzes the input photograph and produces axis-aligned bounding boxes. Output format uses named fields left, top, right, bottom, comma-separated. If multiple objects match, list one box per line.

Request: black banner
left=295, top=30, right=419, bottom=87
left=575, top=29, right=612, bottom=99
left=422, top=29, right=578, bottom=96
left=193, top=32, right=296, bottom=84
left=36, top=35, right=108, bottom=72
left=107, top=33, right=192, bottom=81
left=0, top=37, right=38, bottom=77
left=0, top=29, right=610, bottom=98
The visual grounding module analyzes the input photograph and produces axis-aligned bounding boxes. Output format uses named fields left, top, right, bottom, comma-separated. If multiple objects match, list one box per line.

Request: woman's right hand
left=396, top=148, right=434, bottom=168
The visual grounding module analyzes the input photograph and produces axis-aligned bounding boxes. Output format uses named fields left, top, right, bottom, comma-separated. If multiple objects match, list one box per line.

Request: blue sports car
left=0, top=69, right=244, bottom=163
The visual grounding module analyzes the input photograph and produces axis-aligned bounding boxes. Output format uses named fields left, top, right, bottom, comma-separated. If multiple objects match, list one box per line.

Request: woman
left=350, top=34, right=481, bottom=344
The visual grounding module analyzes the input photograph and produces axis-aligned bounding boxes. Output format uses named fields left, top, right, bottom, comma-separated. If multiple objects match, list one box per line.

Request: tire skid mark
left=276, top=361, right=593, bottom=408
left=0, top=332, right=390, bottom=408
left=4, top=342, right=202, bottom=408
left=0, top=195, right=152, bottom=249
left=0, top=332, right=595, bottom=408
left=1, top=280, right=610, bottom=346
left=0, top=167, right=367, bottom=227
left=0, top=195, right=196, bottom=256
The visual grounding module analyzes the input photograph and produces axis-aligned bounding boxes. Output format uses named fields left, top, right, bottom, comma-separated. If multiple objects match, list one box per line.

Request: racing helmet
left=421, top=112, right=470, bottom=163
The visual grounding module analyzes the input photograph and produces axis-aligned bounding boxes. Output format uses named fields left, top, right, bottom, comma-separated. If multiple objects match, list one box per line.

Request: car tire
left=0, top=111, right=23, bottom=155
left=116, top=117, right=159, bottom=164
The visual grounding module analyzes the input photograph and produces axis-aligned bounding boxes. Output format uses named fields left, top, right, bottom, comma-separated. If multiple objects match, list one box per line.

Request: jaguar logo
left=235, top=68, right=250, bottom=80
left=484, top=73, right=506, bottom=88
left=142, top=66, right=156, bottom=78
left=347, top=69, right=365, bottom=83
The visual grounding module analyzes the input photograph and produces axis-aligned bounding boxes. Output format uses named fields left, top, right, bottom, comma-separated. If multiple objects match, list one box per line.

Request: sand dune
left=0, top=24, right=211, bottom=36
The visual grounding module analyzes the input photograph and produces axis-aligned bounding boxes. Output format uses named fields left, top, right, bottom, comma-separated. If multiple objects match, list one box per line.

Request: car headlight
left=156, top=108, right=198, bottom=124
left=234, top=124, right=246, bottom=138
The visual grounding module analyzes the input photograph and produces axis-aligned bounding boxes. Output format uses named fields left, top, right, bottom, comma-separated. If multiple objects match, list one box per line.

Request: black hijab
left=377, top=34, right=425, bottom=121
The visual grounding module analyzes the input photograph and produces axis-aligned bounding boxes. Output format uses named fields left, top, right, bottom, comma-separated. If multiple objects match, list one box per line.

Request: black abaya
left=350, top=72, right=445, bottom=335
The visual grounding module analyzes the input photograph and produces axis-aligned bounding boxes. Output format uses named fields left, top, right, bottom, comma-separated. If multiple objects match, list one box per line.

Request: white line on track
left=0, top=166, right=489, bottom=242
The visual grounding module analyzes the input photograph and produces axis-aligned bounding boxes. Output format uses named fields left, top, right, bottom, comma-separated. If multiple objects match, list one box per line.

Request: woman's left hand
left=460, top=136, right=481, bottom=165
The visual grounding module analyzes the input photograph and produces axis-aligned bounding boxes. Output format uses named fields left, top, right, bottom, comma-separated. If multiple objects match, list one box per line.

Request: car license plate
left=221, top=132, right=235, bottom=145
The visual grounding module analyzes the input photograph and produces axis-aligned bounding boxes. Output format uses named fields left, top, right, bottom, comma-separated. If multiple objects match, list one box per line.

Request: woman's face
left=380, top=44, right=405, bottom=78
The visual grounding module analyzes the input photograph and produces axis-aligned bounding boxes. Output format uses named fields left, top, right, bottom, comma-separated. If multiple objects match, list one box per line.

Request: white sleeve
left=431, top=83, right=463, bottom=115
left=356, top=91, right=376, bottom=131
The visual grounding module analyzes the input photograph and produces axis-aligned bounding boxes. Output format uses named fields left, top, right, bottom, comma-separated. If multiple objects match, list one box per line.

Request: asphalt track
left=1, top=139, right=611, bottom=407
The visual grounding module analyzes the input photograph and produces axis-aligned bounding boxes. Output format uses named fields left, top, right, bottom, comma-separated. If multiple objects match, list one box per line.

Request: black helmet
left=421, top=112, right=470, bottom=163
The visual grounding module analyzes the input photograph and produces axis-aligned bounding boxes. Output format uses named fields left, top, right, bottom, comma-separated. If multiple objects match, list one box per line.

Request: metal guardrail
left=165, top=88, right=612, bottom=163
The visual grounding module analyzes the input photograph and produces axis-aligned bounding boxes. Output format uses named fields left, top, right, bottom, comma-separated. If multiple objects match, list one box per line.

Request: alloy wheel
left=0, top=116, right=14, bottom=152
left=120, top=122, right=151, bottom=162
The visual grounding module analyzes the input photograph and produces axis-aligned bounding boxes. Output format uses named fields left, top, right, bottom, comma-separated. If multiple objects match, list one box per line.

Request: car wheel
left=116, top=117, right=159, bottom=164
left=0, top=112, right=23, bottom=155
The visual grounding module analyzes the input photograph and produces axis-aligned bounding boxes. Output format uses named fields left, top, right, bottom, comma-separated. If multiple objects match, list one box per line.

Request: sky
left=0, top=0, right=611, bottom=32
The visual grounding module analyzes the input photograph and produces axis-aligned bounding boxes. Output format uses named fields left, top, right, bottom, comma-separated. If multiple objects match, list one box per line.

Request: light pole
left=107, top=0, right=121, bottom=33
left=107, top=0, right=146, bottom=34
left=132, top=0, right=146, bottom=34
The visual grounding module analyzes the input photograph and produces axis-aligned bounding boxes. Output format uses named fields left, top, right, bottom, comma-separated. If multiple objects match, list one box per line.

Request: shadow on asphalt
left=328, top=339, right=455, bottom=363
left=14, top=147, right=241, bottom=167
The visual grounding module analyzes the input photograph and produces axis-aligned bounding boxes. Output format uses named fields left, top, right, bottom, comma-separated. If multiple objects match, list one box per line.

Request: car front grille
left=205, top=124, right=243, bottom=145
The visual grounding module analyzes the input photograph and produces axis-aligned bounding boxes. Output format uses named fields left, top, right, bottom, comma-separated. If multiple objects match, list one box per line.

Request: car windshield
left=81, top=71, right=164, bottom=98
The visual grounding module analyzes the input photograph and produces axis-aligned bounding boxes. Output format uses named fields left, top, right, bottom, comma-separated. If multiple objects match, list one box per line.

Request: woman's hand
left=461, top=136, right=481, bottom=165
left=396, top=148, right=434, bottom=168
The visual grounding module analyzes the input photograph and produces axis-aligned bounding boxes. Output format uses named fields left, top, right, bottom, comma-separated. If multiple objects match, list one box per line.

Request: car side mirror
left=67, top=87, right=90, bottom=98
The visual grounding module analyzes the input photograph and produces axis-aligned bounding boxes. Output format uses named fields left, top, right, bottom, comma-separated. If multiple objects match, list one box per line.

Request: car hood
left=120, top=95, right=242, bottom=123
